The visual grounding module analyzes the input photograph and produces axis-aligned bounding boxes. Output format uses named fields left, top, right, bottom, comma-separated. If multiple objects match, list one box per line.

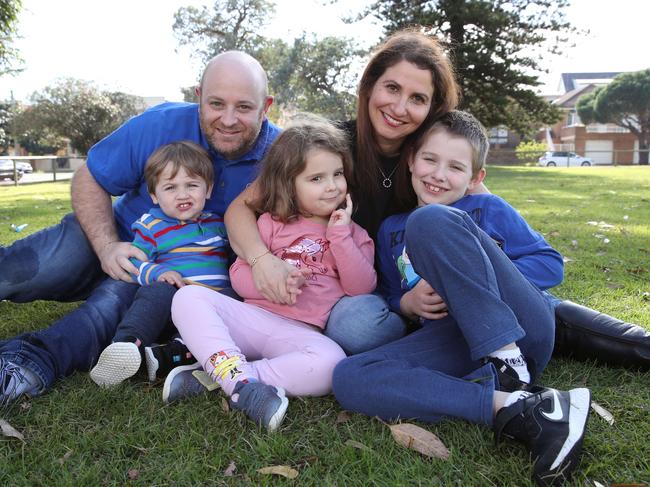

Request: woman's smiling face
left=367, top=60, right=434, bottom=154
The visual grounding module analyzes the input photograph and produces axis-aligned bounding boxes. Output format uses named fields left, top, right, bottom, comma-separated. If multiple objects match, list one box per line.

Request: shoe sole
left=162, top=362, right=202, bottom=404
left=144, top=347, right=160, bottom=383
left=535, top=387, right=591, bottom=485
left=267, top=387, right=289, bottom=433
left=90, top=342, right=141, bottom=387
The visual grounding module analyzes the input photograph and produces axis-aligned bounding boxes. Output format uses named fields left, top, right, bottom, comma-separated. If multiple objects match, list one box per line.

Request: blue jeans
left=0, top=213, right=139, bottom=389
left=113, top=281, right=177, bottom=345
left=333, top=205, right=555, bottom=425
left=325, top=294, right=408, bottom=355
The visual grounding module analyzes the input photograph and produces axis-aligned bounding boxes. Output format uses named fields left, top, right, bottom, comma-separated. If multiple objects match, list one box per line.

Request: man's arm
left=71, top=163, right=147, bottom=282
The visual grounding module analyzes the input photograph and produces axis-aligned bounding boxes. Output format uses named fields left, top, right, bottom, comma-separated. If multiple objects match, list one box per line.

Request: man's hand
left=158, top=270, right=185, bottom=288
left=251, top=253, right=300, bottom=304
left=97, top=242, right=148, bottom=282
left=399, top=279, right=449, bottom=321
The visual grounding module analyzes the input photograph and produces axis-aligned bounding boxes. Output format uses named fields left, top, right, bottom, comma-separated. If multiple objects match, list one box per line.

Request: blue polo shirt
left=86, top=102, right=281, bottom=241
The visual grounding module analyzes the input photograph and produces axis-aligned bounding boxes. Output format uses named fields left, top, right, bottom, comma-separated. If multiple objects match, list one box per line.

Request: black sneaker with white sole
left=494, top=387, right=591, bottom=486
left=144, top=339, right=196, bottom=382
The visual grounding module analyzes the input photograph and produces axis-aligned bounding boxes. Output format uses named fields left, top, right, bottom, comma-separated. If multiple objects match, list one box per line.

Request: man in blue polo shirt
left=0, top=51, right=281, bottom=404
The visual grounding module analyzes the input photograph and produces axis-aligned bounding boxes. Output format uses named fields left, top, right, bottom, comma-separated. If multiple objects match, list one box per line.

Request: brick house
left=540, top=72, right=640, bottom=165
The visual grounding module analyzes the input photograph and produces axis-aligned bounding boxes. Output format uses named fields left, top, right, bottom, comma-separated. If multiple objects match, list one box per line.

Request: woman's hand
left=399, top=279, right=448, bottom=321
left=252, top=253, right=301, bottom=304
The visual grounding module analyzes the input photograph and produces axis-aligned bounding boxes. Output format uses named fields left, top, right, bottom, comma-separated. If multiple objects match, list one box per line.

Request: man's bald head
left=200, top=51, right=269, bottom=103
left=196, top=51, right=273, bottom=160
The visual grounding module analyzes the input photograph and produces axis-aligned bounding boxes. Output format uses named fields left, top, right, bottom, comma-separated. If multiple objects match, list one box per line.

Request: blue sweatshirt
left=377, top=194, right=564, bottom=314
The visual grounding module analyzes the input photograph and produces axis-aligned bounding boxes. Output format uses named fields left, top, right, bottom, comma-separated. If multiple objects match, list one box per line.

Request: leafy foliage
left=172, top=0, right=360, bottom=120
left=20, top=78, right=140, bottom=154
left=344, top=0, right=569, bottom=135
left=0, top=0, right=23, bottom=76
left=8, top=102, right=66, bottom=155
left=576, top=69, right=650, bottom=164
left=515, top=139, right=547, bottom=164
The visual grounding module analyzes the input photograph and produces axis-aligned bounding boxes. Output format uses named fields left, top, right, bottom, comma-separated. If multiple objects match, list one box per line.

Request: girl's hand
left=284, top=267, right=313, bottom=304
left=158, top=270, right=185, bottom=288
left=328, top=194, right=353, bottom=227
left=399, top=279, right=448, bottom=321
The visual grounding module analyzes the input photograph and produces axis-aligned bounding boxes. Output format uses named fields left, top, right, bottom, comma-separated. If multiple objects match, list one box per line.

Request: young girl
left=171, top=116, right=376, bottom=432
left=333, top=111, right=591, bottom=486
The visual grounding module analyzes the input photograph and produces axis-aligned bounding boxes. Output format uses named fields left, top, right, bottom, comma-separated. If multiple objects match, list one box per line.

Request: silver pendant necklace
left=378, top=163, right=399, bottom=188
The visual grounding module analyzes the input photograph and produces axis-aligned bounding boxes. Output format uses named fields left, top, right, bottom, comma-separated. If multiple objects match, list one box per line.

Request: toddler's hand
left=328, top=194, right=353, bottom=227
left=158, top=270, right=185, bottom=288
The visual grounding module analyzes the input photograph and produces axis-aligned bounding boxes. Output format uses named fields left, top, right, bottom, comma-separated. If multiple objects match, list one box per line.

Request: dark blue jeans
left=333, top=205, right=555, bottom=425
left=0, top=213, right=139, bottom=389
left=113, top=281, right=177, bottom=345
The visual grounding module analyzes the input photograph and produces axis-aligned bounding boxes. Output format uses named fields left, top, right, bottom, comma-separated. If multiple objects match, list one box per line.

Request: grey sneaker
left=230, top=381, right=289, bottom=432
left=90, top=342, right=142, bottom=387
left=162, top=363, right=207, bottom=404
left=0, top=358, right=43, bottom=406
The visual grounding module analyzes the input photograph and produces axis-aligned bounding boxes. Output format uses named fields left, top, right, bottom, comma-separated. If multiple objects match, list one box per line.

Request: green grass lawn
left=1, top=167, right=649, bottom=486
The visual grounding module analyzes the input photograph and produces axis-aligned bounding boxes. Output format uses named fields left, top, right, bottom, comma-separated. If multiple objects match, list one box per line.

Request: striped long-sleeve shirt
left=129, top=207, right=229, bottom=289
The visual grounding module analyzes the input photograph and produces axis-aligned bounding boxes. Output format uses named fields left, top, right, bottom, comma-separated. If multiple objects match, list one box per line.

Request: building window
left=489, top=126, right=508, bottom=145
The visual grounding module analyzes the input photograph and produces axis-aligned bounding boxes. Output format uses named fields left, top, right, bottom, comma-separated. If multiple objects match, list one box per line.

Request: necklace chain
left=378, top=163, right=399, bottom=188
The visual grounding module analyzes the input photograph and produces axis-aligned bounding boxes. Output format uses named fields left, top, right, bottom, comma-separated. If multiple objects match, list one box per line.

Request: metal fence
left=488, top=149, right=650, bottom=166
left=0, top=156, right=85, bottom=187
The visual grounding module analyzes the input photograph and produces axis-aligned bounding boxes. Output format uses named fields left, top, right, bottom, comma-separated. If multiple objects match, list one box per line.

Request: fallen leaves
left=257, top=465, right=299, bottom=479
left=0, top=418, right=24, bottom=441
left=223, top=460, right=237, bottom=477
left=345, top=439, right=373, bottom=452
left=591, top=401, right=615, bottom=426
left=388, top=423, right=450, bottom=460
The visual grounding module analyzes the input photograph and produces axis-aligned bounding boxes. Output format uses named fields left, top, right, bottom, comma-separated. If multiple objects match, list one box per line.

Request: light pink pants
left=171, top=285, right=346, bottom=397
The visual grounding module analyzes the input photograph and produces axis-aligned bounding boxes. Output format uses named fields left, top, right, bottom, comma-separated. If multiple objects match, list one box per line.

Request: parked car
left=538, top=151, right=593, bottom=167
left=16, top=161, right=33, bottom=173
left=0, top=159, right=23, bottom=181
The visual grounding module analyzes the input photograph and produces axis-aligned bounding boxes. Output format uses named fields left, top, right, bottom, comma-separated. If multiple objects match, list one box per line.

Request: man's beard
left=199, top=109, right=262, bottom=160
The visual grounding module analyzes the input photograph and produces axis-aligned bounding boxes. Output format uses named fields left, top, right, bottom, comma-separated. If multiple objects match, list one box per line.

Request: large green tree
left=24, top=78, right=140, bottom=154
left=0, top=0, right=22, bottom=76
left=343, top=0, right=571, bottom=135
left=576, top=69, right=650, bottom=165
left=8, top=102, right=66, bottom=155
left=172, top=0, right=360, bottom=120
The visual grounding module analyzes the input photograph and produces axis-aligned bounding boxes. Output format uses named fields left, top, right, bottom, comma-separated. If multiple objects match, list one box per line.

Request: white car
left=538, top=151, right=593, bottom=167
left=16, top=161, right=33, bottom=173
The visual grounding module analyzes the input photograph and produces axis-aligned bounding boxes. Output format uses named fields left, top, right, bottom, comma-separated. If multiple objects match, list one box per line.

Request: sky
left=0, top=0, right=648, bottom=103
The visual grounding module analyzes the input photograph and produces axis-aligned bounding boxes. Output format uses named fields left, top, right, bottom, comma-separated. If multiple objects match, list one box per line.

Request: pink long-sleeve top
left=230, top=213, right=377, bottom=328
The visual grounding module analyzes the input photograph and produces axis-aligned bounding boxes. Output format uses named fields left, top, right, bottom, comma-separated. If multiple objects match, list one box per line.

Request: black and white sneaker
left=485, top=356, right=539, bottom=393
left=494, top=387, right=591, bottom=486
left=144, top=339, right=196, bottom=382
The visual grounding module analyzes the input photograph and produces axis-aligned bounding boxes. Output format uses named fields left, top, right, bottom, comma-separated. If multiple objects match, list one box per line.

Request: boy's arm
left=327, top=224, right=377, bottom=296
left=486, top=197, right=564, bottom=290
left=129, top=221, right=170, bottom=285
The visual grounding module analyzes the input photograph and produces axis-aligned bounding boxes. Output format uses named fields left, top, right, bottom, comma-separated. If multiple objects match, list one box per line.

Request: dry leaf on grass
left=257, top=465, right=299, bottom=479
left=345, top=439, right=373, bottom=452
left=127, top=469, right=139, bottom=480
left=0, top=419, right=24, bottom=441
left=58, top=449, right=73, bottom=466
left=389, top=423, right=449, bottom=459
left=591, top=401, right=615, bottom=425
left=336, top=411, right=352, bottom=424
left=223, top=460, right=236, bottom=477
left=221, top=397, right=230, bottom=413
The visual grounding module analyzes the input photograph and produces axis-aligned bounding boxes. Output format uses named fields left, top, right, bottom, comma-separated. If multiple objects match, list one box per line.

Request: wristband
left=249, top=250, right=271, bottom=268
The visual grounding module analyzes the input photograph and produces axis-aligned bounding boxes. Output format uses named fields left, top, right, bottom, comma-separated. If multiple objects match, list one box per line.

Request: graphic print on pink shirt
left=278, top=237, right=330, bottom=277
